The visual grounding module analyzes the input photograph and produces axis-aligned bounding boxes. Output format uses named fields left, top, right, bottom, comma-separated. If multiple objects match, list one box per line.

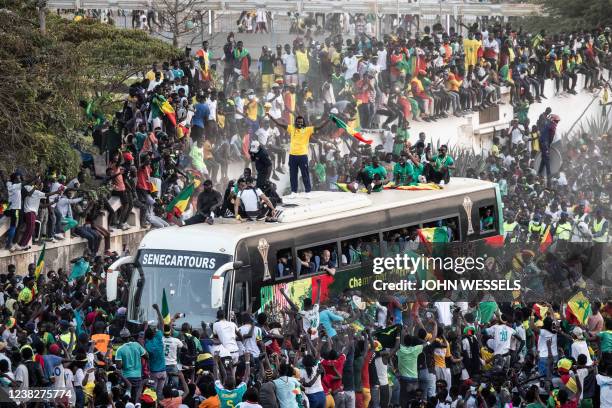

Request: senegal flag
left=152, top=95, right=177, bottom=126
left=161, top=288, right=171, bottom=324
left=417, top=227, right=449, bottom=253
left=539, top=225, right=553, bottom=253
left=566, top=291, right=591, bottom=325
left=329, top=114, right=373, bottom=145
left=34, top=243, right=46, bottom=279
left=165, top=183, right=195, bottom=216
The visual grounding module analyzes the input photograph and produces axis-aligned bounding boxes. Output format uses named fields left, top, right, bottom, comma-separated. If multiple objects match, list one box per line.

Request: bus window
left=382, top=225, right=420, bottom=256
left=423, top=216, right=460, bottom=242
left=232, top=281, right=247, bottom=316
left=276, top=249, right=294, bottom=279
left=296, top=242, right=338, bottom=276
left=341, top=233, right=380, bottom=266
left=479, top=205, right=496, bottom=233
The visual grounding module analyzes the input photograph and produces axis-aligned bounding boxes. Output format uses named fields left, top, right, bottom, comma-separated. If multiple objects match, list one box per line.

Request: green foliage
left=520, top=0, right=612, bottom=34
left=0, top=3, right=180, bottom=175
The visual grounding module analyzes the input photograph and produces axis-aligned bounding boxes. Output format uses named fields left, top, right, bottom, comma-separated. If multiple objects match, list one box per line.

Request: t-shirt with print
left=163, top=336, right=184, bottom=366
left=115, top=341, right=146, bottom=378
left=300, top=304, right=320, bottom=338
left=485, top=325, right=515, bottom=355
left=145, top=330, right=166, bottom=373
left=215, top=380, right=247, bottom=408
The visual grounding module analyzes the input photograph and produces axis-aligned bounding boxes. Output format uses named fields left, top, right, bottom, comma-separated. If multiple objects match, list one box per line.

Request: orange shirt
left=199, top=395, right=220, bottom=408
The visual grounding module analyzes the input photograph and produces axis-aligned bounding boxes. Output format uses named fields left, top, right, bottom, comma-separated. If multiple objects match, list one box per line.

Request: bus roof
left=138, top=178, right=496, bottom=254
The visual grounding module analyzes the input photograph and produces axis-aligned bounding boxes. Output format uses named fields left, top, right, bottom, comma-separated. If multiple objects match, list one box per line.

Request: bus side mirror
left=211, top=275, right=224, bottom=309
left=211, top=261, right=236, bottom=309
left=106, top=256, right=135, bottom=302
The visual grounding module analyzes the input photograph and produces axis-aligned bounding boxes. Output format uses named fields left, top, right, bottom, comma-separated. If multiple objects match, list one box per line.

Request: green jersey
left=433, top=155, right=454, bottom=174
left=393, top=162, right=414, bottom=186
left=215, top=381, right=247, bottom=408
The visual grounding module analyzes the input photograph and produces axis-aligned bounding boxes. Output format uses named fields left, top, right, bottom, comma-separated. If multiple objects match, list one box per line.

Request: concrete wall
left=0, top=228, right=147, bottom=276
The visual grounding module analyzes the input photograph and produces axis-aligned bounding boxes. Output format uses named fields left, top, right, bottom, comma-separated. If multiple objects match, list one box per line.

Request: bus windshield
left=131, top=250, right=232, bottom=326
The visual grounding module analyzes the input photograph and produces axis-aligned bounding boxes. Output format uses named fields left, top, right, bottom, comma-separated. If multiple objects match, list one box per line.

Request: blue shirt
left=193, top=103, right=210, bottom=128
left=273, top=376, right=301, bottom=408
left=145, top=329, right=166, bottom=373
left=319, top=309, right=344, bottom=338
left=115, top=341, right=146, bottom=379
left=42, top=354, right=63, bottom=381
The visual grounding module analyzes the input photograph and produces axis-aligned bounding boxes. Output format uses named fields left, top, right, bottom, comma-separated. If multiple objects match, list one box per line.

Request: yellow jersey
left=288, top=125, right=314, bottom=156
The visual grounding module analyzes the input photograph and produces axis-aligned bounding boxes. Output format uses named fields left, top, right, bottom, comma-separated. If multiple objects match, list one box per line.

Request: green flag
left=476, top=301, right=498, bottom=324
left=162, top=288, right=171, bottom=324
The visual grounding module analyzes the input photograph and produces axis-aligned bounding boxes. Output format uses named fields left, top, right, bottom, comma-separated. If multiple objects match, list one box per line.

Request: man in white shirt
left=212, top=309, right=241, bottom=362
left=484, top=315, right=523, bottom=367
left=238, top=312, right=262, bottom=358
left=282, top=45, right=298, bottom=85
left=343, top=49, right=359, bottom=80
left=266, top=84, right=284, bottom=120
left=234, top=177, right=275, bottom=220
left=162, top=325, right=185, bottom=376
left=18, top=185, right=52, bottom=250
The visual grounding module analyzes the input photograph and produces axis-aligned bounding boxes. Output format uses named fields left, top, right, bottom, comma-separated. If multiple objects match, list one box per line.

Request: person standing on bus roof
left=266, top=112, right=330, bottom=198
left=183, top=180, right=223, bottom=226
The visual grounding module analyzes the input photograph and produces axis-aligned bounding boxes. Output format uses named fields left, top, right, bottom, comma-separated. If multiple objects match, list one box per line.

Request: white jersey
left=485, top=325, right=515, bottom=355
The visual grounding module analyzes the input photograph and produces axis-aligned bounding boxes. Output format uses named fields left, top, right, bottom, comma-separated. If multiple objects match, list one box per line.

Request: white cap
left=250, top=140, right=261, bottom=153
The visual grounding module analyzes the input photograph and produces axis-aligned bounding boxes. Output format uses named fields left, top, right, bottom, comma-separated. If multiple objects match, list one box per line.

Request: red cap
left=49, top=343, right=61, bottom=355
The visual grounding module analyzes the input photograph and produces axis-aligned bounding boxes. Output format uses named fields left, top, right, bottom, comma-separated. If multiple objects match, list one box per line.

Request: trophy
left=463, top=196, right=475, bottom=235
left=258, top=238, right=271, bottom=281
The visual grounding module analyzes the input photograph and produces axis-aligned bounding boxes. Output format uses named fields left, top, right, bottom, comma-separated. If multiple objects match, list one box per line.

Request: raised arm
left=266, top=112, right=288, bottom=130
left=280, top=287, right=299, bottom=312
left=152, top=303, right=164, bottom=330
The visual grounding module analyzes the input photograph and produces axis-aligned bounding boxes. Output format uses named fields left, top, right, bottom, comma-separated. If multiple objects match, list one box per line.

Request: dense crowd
left=1, top=13, right=612, bottom=408
left=1, top=257, right=612, bottom=408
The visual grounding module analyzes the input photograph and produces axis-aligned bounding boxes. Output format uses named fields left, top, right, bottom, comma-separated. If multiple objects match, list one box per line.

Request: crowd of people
left=1, top=12, right=612, bottom=408
left=1, top=255, right=612, bottom=408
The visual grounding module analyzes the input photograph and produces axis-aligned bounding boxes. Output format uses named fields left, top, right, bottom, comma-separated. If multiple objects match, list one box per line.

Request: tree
left=151, top=0, right=206, bottom=47
left=523, top=0, right=612, bottom=33
left=0, top=0, right=180, bottom=175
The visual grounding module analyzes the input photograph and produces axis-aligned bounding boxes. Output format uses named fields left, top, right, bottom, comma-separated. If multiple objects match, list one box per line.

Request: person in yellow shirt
left=145, top=64, right=163, bottom=82
left=295, top=43, right=310, bottom=86
left=266, top=113, right=329, bottom=196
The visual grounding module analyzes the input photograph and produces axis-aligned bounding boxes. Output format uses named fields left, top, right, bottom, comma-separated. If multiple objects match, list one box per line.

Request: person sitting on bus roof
left=234, top=176, right=276, bottom=221
left=393, top=154, right=415, bottom=186
left=425, top=144, right=455, bottom=185
left=182, top=180, right=222, bottom=226
left=364, top=155, right=388, bottom=193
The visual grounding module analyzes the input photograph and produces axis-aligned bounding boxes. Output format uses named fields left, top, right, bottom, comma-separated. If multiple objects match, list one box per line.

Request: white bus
left=106, top=177, right=503, bottom=326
